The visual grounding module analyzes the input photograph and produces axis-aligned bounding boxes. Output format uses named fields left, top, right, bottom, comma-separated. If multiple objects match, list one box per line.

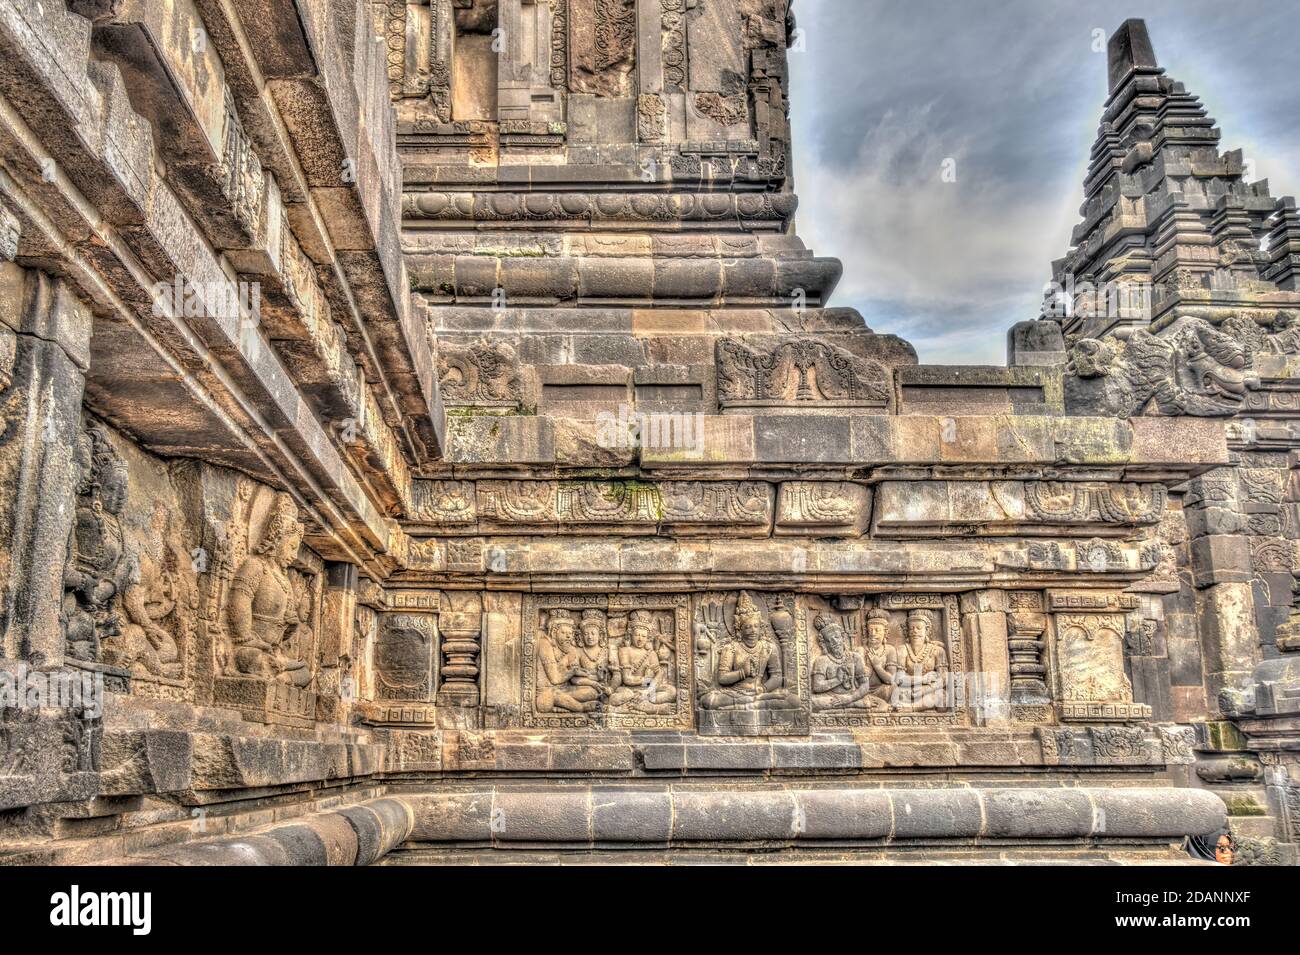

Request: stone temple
left=0, top=2, right=1295, bottom=865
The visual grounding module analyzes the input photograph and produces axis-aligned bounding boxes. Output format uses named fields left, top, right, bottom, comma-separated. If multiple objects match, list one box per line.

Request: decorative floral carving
left=695, top=91, right=748, bottom=127
left=549, top=0, right=569, bottom=90
left=716, top=336, right=890, bottom=407
left=1025, top=482, right=1167, bottom=525
left=660, top=0, right=686, bottom=89
left=637, top=93, right=666, bottom=143
left=437, top=340, right=523, bottom=405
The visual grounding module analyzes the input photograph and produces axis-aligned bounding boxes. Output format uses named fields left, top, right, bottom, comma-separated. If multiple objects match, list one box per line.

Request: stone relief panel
left=522, top=593, right=691, bottom=728
left=60, top=419, right=198, bottom=700
left=437, top=340, right=523, bottom=407
left=375, top=611, right=437, bottom=702
left=807, top=594, right=965, bottom=728
left=206, top=482, right=321, bottom=726
left=716, top=336, right=891, bottom=411
left=1065, top=315, right=1258, bottom=417
left=694, top=591, right=809, bottom=735
left=470, top=479, right=774, bottom=535
left=775, top=481, right=871, bottom=536
left=569, top=0, right=636, bottom=97
left=1048, top=591, right=1152, bottom=723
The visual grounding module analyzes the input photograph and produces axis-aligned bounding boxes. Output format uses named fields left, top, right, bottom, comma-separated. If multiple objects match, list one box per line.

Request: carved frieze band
left=516, top=592, right=970, bottom=732
left=403, top=191, right=798, bottom=223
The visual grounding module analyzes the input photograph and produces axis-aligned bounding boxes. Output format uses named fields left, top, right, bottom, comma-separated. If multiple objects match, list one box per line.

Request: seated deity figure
left=862, top=608, right=900, bottom=702
left=535, top=609, right=606, bottom=713
left=890, top=609, right=949, bottom=711
left=107, top=546, right=183, bottom=679
left=610, top=610, right=676, bottom=712
left=810, top=612, right=887, bottom=709
left=226, top=494, right=312, bottom=687
left=574, top=609, right=614, bottom=688
left=699, top=592, right=796, bottom=710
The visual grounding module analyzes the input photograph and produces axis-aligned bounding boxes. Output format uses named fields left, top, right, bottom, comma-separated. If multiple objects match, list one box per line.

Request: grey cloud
left=789, top=0, right=1300, bottom=364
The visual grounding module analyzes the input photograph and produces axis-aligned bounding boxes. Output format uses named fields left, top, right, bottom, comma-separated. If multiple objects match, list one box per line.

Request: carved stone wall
left=0, top=5, right=1287, bottom=864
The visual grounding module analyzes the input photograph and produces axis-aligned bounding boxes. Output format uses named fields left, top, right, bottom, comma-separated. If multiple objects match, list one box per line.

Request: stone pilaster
left=0, top=265, right=92, bottom=666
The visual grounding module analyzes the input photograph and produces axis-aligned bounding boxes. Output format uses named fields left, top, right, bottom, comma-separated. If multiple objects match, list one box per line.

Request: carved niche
left=62, top=423, right=132, bottom=673
left=375, top=611, right=437, bottom=702
left=806, top=594, right=965, bottom=728
left=775, top=482, right=872, bottom=536
left=1047, top=591, right=1152, bottom=723
left=523, top=593, right=691, bottom=728
left=208, top=485, right=321, bottom=726
left=694, top=591, right=810, bottom=735
left=716, top=336, right=891, bottom=411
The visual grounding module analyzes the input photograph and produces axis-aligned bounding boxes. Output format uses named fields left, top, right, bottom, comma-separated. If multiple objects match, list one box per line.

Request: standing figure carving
left=62, top=425, right=130, bottom=665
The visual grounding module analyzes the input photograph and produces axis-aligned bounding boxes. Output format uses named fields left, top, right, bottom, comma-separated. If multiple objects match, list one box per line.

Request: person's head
left=257, top=494, right=303, bottom=566
left=866, top=608, right=891, bottom=646
left=906, top=610, right=932, bottom=645
left=814, top=613, right=845, bottom=656
left=547, top=609, right=576, bottom=647
left=1215, top=833, right=1235, bottom=865
left=735, top=592, right=763, bottom=645
left=580, top=609, right=605, bottom=648
left=628, top=610, right=654, bottom=649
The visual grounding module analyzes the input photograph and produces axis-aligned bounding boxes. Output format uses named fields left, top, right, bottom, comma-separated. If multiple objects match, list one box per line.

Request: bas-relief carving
left=437, top=340, right=523, bottom=406
left=522, top=594, right=690, bottom=728
left=716, top=336, right=890, bottom=409
left=375, top=612, right=436, bottom=702
left=808, top=594, right=964, bottom=727
left=207, top=483, right=321, bottom=725
left=775, top=481, right=870, bottom=535
left=1025, top=482, right=1167, bottom=525
left=550, top=0, right=570, bottom=90
left=473, top=479, right=773, bottom=532
left=216, top=87, right=266, bottom=247
left=1049, top=592, right=1153, bottom=723
left=410, top=480, right=477, bottom=524
left=404, top=190, right=797, bottom=224
left=637, top=93, right=666, bottom=143
left=569, top=0, right=636, bottom=98
left=61, top=421, right=197, bottom=695
left=62, top=424, right=132, bottom=673
left=693, top=91, right=747, bottom=127
left=1222, top=309, right=1300, bottom=359
left=1065, top=315, right=1258, bottom=417
left=660, top=0, right=687, bottom=90
left=694, top=591, right=809, bottom=735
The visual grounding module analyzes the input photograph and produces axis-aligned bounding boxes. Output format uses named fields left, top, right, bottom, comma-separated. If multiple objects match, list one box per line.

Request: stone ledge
left=401, top=786, right=1225, bottom=848
left=104, top=796, right=414, bottom=866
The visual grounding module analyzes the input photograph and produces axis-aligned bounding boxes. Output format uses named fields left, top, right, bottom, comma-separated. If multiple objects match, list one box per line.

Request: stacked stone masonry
left=2, top=3, right=1297, bottom=864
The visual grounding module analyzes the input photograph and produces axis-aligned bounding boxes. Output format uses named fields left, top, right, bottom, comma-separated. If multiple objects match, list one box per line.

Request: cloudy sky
left=787, top=0, right=1300, bottom=364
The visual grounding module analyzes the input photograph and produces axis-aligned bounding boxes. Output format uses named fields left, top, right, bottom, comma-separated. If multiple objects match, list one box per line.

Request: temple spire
left=1107, top=18, right=1160, bottom=94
